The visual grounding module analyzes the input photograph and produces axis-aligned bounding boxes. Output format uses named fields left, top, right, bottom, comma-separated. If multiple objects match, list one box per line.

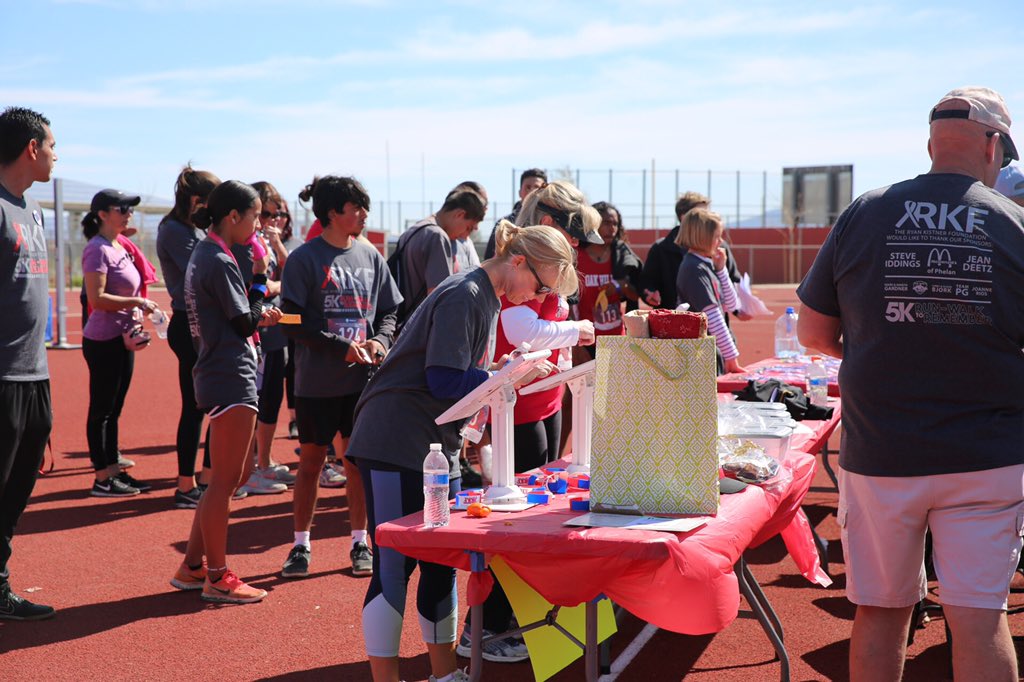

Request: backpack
left=386, top=221, right=436, bottom=326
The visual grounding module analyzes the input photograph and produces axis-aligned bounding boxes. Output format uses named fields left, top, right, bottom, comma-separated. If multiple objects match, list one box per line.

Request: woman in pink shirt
left=81, top=189, right=163, bottom=497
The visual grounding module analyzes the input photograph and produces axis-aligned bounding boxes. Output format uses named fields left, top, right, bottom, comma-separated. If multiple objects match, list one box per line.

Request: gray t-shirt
left=398, top=218, right=453, bottom=315
left=184, top=238, right=258, bottom=409
left=347, top=268, right=500, bottom=475
left=676, top=251, right=720, bottom=312
left=798, top=173, right=1024, bottom=477
left=453, top=237, right=480, bottom=273
left=0, top=185, right=48, bottom=381
left=157, top=217, right=204, bottom=312
left=230, top=242, right=288, bottom=353
left=281, top=238, right=402, bottom=398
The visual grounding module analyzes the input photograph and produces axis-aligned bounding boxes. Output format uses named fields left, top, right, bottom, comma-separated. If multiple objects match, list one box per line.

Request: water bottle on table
left=806, top=355, right=829, bottom=407
left=149, top=310, right=169, bottom=339
left=774, top=306, right=803, bottom=360
left=423, top=443, right=450, bottom=528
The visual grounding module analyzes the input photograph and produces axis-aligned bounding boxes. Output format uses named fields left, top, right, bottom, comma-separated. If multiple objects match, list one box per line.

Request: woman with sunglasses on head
left=156, top=165, right=220, bottom=509
left=169, top=180, right=282, bottom=604
left=81, top=189, right=161, bottom=497
left=346, top=220, right=577, bottom=682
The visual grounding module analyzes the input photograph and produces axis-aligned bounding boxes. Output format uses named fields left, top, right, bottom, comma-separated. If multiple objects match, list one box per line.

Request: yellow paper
left=489, top=556, right=617, bottom=682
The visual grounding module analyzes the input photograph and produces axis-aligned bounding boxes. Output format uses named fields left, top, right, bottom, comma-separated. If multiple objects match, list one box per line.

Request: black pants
left=168, top=311, right=209, bottom=477
left=284, top=339, right=296, bottom=410
left=0, top=380, right=52, bottom=587
left=257, top=348, right=286, bottom=425
left=82, top=336, right=134, bottom=471
left=466, top=410, right=562, bottom=633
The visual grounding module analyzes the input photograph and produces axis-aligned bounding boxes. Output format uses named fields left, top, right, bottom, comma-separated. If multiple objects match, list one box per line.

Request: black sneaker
left=0, top=586, right=55, bottom=621
left=196, top=482, right=208, bottom=494
left=351, top=542, right=373, bottom=576
left=281, top=545, right=311, bottom=578
left=91, top=476, right=140, bottom=497
left=174, top=487, right=202, bottom=509
left=116, top=471, right=152, bottom=493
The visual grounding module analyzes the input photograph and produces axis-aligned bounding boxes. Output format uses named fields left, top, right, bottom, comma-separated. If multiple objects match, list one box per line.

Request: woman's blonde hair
left=515, top=180, right=601, bottom=240
left=676, top=208, right=723, bottom=253
left=493, top=220, right=579, bottom=298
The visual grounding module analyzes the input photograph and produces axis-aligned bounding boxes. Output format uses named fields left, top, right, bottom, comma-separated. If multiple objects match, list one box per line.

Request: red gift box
left=647, top=309, right=707, bottom=339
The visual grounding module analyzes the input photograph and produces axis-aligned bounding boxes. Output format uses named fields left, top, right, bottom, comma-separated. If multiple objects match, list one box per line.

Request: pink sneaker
left=201, top=570, right=267, bottom=604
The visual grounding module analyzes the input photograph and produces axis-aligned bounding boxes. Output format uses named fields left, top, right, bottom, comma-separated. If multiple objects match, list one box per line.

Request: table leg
left=735, top=557, right=790, bottom=682
left=819, top=426, right=840, bottom=489
left=468, top=551, right=486, bottom=682
left=585, top=598, right=599, bottom=681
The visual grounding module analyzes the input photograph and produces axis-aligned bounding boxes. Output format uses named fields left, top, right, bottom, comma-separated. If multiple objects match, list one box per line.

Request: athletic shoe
left=319, top=462, right=346, bottom=488
left=0, top=585, right=55, bottom=621
left=259, top=465, right=296, bottom=486
left=174, top=487, right=202, bottom=509
left=281, top=545, right=311, bottom=578
left=288, top=420, right=298, bottom=439
left=169, top=562, right=207, bottom=590
left=455, top=628, right=529, bottom=663
left=238, top=472, right=287, bottom=495
left=201, top=570, right=266, bottom=604
left=91, top=476, right=139, bottom=497
left=428, top=668, right=471, bottom=682
left=116, top=471, right=151, bottom=493
left=350, top=541, right=373, bottom=576
left=197, top=482, right=208, bottom=494
left=117, top=454, right=135, bottom=469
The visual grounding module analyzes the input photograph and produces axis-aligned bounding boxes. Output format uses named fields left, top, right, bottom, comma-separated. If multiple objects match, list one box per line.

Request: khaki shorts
left=838, top=464, right=1024, bottom=610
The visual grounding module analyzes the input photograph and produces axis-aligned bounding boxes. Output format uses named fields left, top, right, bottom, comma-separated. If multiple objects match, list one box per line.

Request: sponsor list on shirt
left=883, top=200, right=993, bottom=325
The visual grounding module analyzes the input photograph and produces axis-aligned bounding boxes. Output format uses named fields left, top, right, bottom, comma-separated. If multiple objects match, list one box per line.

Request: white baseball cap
left=996, top=164, right=1024, bottom=199
left=929, top=86, right=1018, bottom=164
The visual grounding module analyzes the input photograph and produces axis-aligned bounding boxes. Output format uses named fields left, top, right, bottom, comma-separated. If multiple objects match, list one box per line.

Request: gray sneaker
left=350, top=541, right=373, bottom=576
left=281, top=545, right=311, bottom=578
left=259, top=465, right=296, bottom=486
left=239, top=472, right=287, bottom=495
left=455, top=628, right=529, bottom=663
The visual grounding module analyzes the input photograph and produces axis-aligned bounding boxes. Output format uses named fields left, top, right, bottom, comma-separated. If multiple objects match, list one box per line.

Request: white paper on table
left=564, top=512, right=709, bottom=533
left=737, top=273, right=773, bottom=317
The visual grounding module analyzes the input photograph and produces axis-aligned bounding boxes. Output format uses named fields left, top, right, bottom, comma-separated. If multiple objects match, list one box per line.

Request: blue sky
left=4, top=0, right=1023, bottom=231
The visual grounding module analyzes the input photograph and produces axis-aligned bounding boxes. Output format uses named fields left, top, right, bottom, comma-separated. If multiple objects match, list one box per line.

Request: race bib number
left=328, top=317, right=367, bottom=343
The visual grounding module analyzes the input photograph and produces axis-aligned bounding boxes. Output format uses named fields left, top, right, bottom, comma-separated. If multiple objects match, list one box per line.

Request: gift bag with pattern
left=591, top=336, right=719, bottom=515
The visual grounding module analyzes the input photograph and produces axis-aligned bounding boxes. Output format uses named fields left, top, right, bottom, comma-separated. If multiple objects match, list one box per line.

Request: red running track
left=1, top=287, right=1020, bottom=681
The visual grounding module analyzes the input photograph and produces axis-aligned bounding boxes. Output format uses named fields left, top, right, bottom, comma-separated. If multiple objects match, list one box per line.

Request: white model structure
left=520, top=360, right=596, bottom=475
left=435, top=350, right=552, bottom=505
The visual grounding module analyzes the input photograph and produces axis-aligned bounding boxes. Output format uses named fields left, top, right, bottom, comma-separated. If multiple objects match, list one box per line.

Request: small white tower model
left=434, top=349, right=552, bottom=506
left=520, top=360, right=596, bottom=475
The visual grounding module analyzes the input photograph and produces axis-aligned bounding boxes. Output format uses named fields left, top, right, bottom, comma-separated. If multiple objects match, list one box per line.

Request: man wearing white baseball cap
left=797, top=86, right=1024, bottom=682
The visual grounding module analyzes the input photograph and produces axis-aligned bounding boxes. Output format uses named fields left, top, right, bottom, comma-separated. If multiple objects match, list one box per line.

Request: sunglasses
left=986, top=131, right=1014, bottom=168
left=523, top=257, right=554, bottom=296
left=260, top=210, right=288, bottom=220
left=110, top=205, right=134, bottom=215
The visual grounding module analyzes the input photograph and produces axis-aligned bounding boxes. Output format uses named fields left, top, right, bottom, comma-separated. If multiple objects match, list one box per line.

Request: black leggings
left=82, top=336, right=134, bottom=471
left=168, top=311, right=209, bottom=477
left=358, top=457, right=462, bottom=657
left=257, top=347, right=286, bottom=425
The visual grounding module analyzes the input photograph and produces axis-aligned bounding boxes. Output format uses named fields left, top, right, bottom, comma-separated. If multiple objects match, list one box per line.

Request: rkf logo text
left=896, top=201, right=988, bottom=233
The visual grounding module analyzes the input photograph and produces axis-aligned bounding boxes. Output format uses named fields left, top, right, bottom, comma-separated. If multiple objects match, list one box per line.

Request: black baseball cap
left=90, top=189, right=142, bottom=212
left=537, top=203, right=603, bottom=244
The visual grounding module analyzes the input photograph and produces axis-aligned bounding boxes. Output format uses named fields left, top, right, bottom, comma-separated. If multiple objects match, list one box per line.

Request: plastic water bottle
left=774, top=307, right=803, bottom=360
left=806, top=356, right=829, bottom=407
left=423, top=443, right=450, bottom=528
left=149, top=310, right=169, bottom=339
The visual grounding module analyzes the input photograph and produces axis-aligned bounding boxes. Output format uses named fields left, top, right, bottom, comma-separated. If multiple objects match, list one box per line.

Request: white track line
left=598, top=623, right=659, bottom=681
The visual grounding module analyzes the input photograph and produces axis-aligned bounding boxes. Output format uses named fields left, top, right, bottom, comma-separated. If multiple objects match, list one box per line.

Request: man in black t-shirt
left=798, top=87, right=1024, bottom=681
left=0, top=107, right=57, bottom=621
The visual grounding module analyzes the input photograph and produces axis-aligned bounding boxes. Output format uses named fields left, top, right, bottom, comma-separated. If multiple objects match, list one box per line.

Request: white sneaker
left=428, top=669, right=471, bottom=682
left=319, top=462, right=346, bottom=488
left=239, top=472, right=287, bottom=495
left=259, top=465, right=296, bottom=486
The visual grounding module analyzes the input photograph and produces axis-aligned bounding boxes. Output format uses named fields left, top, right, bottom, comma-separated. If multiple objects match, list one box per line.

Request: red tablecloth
left=375, top=452, right=827, bottom=636
left=718, top=357, right=841, bottom=397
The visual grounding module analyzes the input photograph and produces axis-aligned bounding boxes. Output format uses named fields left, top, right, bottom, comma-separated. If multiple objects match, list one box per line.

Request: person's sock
left=351, top=530, right=367, bottom=547
left=295, top=531, right=311, bottom=550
